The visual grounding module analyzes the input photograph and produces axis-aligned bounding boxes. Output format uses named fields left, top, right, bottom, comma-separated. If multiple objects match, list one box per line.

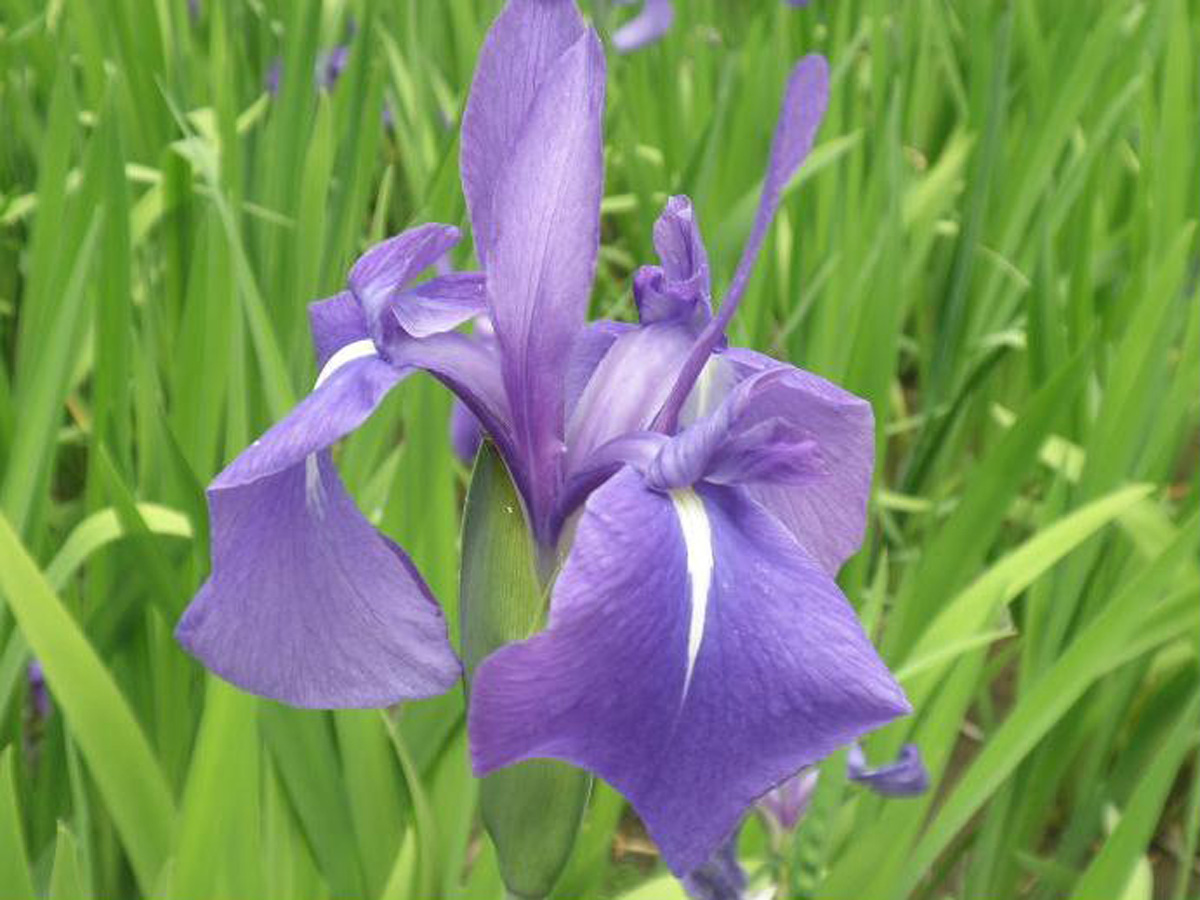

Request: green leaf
left=0, top=747, right=35, bottom=900
left=48, top=823, right=86, bottom=900
left=0, top=513, right=176, bottom=895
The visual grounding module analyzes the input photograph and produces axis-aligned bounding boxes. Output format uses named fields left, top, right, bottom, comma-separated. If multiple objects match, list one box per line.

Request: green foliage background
left=0, top=1, right=1197, bottom=898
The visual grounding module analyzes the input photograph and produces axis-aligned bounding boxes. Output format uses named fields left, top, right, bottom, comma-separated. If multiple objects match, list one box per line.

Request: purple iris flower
left=178, top=0, right=908, bottom=879
left=612, top=0, right=811, bottom=53
left=759, top=742, right=929, bottom=831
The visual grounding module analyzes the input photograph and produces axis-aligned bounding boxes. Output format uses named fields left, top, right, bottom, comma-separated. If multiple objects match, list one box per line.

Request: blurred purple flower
left=27, top=660, right=50, bottom=723
left=178, top=0, right=907, bottom=880
left=613, top=0, right=811, bottom=53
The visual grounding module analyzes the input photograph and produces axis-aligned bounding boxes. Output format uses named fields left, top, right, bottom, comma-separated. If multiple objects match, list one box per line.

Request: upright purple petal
left=612, top=0, right=675, bottom=53
left=469, top=468, right=909, bottom=875
left=656, top=55, right=830, bottom=432
left=564, top=323, right=694, bottom=477
left=460, top=0, right=586, bottom=266
left=485, top=28, right=606, bottom=539
left=848, top=743, right=929, bottom=797
left=177, top=355, right=461, bottom=707
left=635, top=196, right=712, bottom=327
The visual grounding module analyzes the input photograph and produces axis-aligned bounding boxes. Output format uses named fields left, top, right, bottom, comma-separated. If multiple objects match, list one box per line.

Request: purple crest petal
left=681, top=837, right=746, bottom=900
left=469, top=468, right=909, bottom=875
left=391, top=272, right=487, bottom=338
left=485, top=27, right=606, bottom=538
left=655, top=55, right=830, bottom=433
left=177, top=355, right=461, bottom=707
left=848, top=743, right=930, bottom=797
left=348, top=224, right=462, bottom=345
left=460, top=0, right=586, bottom=266
left=612, top=0, right=675, bottom=53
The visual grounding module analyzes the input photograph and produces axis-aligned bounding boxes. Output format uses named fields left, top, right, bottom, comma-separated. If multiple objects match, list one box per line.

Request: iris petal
left=485, top=27, right=606, bottom=538
left=469, top=468, right=909, bottom=875
left=460, top=0, right=587, bottom=266
left=177, top=355, right=461, bottom=707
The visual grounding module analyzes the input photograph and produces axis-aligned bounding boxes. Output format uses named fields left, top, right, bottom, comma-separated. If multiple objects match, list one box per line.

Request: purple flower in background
left=612, top=0, right=810, bottom=53
left=26, top=660, right=50, bottom=723
left=265, top=44, right=350, bottom=95
left=178, top=0, right=908, bottom=879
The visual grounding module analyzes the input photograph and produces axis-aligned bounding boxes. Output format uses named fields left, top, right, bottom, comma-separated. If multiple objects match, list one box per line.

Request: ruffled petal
left=485, top=27, right=606, bottom=536
left=460, top=0, right=587, bottom=265
left=717, top=348, right=874, bottom=575
left=646, top=368, right=834, bottom=491
left=612, top=0, right=674, bottom=53
left=177, top=354, right=461, bottom=707
left=469, top=468, right=908, bottom=875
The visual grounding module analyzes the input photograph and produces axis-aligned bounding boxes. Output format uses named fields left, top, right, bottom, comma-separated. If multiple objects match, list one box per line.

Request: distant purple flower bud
left=848, top=742, right=930, bottom=796
left=27, top=660, right=50, bottom=722
left=265, top=57, right=282, bottom=95
left=682, top=836, right=746, bottom=900
left=758, top=767, right=818, bottom=830
left=315, top=46, right=350, bottom=91
left=187, top=0, right=201, bottom=22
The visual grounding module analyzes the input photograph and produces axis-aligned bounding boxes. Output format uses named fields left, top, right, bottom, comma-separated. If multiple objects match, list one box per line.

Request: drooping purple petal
left=469, top=468, right=909, bottom=875
left=848, top=743, right=929, bottom=796
left=758, top=768, right=819, bottom=830
left=460, top=0, right=586, bottom=266
left=681, top=836, right=746, bottom=900
left=655, top=55, right=830, bottom=433
left=485, top=27, right=606, bottom=539
left=612, top=0, right=675, bottom=53
left=177, top=355, right=461, bottom=707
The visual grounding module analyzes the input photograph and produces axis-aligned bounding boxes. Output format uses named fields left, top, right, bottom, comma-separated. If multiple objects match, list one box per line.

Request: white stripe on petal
left=314, top=338, right=378, bottom=389
left=669, top=488, right=714, bottom=700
